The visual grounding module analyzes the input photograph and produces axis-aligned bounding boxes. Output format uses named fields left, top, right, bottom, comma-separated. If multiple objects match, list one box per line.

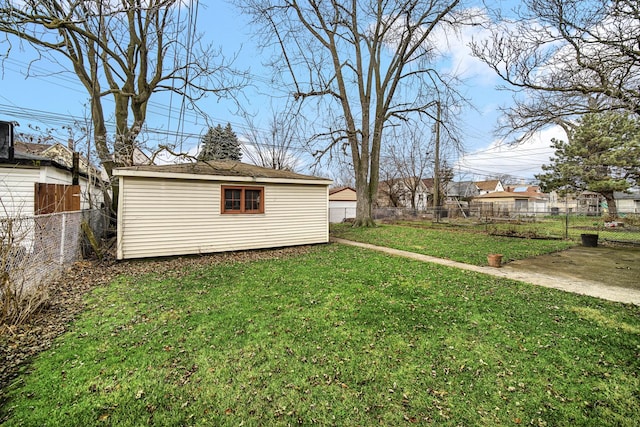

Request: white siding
left=0, top=165, right=103, bottom=216
left=617, top=199, right=640, bottom=214
left=329, top=201, right=357, bottom=223
left=117, top=177, right=329, bottom=259
left=0, top=166, right=40, bottom=217
left=77, top=176, right=104, bottom=210
left=42, top=166, right=73, bottom=185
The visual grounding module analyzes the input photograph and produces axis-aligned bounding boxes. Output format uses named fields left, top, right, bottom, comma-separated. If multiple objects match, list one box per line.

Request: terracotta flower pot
left=487, top=253, right=503, bottom=268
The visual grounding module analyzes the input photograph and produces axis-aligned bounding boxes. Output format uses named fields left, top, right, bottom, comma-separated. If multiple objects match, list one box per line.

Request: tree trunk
left=354, top=192, right=376, bottom=227
left=602, top=192, right=618, bottom=218
left=353, top=165, right=375, bottom=227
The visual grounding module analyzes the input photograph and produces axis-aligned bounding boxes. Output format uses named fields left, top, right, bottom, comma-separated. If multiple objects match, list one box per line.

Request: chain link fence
left=371, top=205, right=640, bottom=246
left=2, top=209, right=109, bottom=295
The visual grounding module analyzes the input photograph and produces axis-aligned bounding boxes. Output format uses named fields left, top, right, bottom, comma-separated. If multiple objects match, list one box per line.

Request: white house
left=614, top=189, right=640, bottom=214
left=472, top=190, right=547, bottom=216
left=475, top=180, right=504, bottom=195
left=376, top=177, right=431, bottom=209
left=0, top=140, right=104, bottom=217
left=329, top=186, right=357, bottom=223
left=113, top=161, right=333, bottom=260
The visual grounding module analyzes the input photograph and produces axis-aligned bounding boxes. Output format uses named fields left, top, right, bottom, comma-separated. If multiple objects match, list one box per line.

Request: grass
left=2, top=244, right=639, bottom=426
left=331, top=223, right=576, bottom=265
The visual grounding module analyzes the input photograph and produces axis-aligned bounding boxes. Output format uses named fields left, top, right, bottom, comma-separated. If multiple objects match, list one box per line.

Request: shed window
left=222, top=186, right=264, bottom=214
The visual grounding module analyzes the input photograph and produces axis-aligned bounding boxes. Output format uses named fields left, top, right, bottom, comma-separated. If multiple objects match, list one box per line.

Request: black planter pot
left=581, top=233, right=599, bottom=247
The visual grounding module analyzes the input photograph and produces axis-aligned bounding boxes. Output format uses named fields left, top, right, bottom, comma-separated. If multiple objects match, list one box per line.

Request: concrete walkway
left=332, top=238, right=640, bottom=306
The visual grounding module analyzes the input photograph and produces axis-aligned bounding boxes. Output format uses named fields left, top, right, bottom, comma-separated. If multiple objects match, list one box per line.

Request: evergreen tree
left=198, top=123, right=242, bottom=161
left=536, top=112, right=640, bottom=217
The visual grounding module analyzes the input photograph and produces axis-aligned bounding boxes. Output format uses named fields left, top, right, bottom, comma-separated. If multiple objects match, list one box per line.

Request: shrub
left=1, top=217, right=49, bottom=327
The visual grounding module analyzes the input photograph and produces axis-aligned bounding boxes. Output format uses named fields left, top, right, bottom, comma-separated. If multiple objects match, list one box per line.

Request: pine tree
left=198, top=123, right=242, bottom=161
left=222, top=123, right=242, bottom=161
left=536, top=112, right=640, bottom=217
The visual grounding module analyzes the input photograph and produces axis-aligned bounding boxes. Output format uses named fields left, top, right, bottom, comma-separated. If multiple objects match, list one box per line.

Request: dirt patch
left=504, top=244, right=640, bottom=291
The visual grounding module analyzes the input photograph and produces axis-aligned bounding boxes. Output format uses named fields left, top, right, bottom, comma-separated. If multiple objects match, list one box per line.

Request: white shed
left=113, top=161, right=333, bottom=260
left=329, top=187, right=357, bottom=223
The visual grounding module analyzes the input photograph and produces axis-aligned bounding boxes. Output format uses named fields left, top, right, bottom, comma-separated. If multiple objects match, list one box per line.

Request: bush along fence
left=1, top=209, right=108, bottom=326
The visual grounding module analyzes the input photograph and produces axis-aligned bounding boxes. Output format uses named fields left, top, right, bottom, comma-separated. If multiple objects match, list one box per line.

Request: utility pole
left=433, top=101, right=441, bottom=221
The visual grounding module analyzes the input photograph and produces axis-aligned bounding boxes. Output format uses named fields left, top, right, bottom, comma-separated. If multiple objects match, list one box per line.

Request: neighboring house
left=377, top=177, right=430, bottom=209
left=614, top=188, right=640, bottom=214
left=445, top=181, right=479, bottom=202
left=547, top=191, right=579, bottom=214
left=475, top=180, right=504, bottom=195
left=576, top=191, right=603, bottom=216
left=113, top=161, right=333, bottom=260
left=1, top=138, right=104, bottom=217
left=504, top=184, right=541, bottom=194
left=548, top=189, right=639, bottom=215
left=15, top=141, right=101, bottom=177
left=472, top=190, right=546, bottom=216
left=508, top=185, right=548, bottom=213
left=100, top=146, right=154, bottom=182
left=443, top=181, right=479, bottom=217
left=329, top=186, right=357, bottom=223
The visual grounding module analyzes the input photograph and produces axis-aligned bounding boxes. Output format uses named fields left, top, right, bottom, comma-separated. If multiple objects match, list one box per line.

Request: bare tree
left=384, top=124, right=433, bottom=210
left=0, top=0, right=245, bottom=210
left=242, top=101, right=301, bottom=171
left=330, top=154, right=356, bottom=189
left=239, top=0, right=472, bottom=226
left=378, top=156, right=408, bottom=208
left=471, top=0, right=640, bottom=142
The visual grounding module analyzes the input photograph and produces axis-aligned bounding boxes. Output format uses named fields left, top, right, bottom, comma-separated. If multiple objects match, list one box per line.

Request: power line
left=2, top=51, right=289, bottom=136
left=0, top=102, right=312, bottom=155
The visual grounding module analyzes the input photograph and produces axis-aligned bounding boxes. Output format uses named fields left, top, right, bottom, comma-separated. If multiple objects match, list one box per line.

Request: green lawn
left=2, top=244, right=639, bottom=426
left=331, top=223, right=576, bottom=265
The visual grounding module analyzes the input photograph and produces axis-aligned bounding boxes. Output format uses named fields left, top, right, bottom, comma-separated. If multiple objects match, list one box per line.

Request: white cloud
left=455, top=126, right=566, bottom=181
left=428, top=8, right=500, bottom=85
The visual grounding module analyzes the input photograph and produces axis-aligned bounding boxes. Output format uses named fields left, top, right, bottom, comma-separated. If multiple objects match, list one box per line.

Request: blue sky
left=0, top=1, right=561, bottom=183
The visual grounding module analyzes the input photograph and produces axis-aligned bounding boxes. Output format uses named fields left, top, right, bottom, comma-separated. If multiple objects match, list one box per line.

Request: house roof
left=2, top=140, right=66, bottom=166
left=421, top=178, right=435, bottom=190
left=14, top=141, right=53, bottom=156
left=329, top=186, right=357, bottom=201
left=475, top=191, right=543, bottom=200
left=475, top=180, right=501, bottom=191
left=114, top=160, right=333, bottom=185
left=446, top=181, right=477, bottom=197
left=10, top=140, right=103, bottom=178
left=614, top=189, right=640, bottom=200
left=379, top=177, right=430, bottom=190
left=505, top=185, right=541, bottom=193
left=329, top=186, right=353, bottom=195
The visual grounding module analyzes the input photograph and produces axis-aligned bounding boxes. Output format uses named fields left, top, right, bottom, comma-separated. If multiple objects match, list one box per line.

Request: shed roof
left=475, top=191, right=542, bottom=200
left=114, top=160, right=332, bottom=185
left=329, top=186, right=357, bottom=201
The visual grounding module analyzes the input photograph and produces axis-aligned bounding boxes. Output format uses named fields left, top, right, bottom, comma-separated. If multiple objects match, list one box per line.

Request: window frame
left=221, top=185, right=265, bottom=214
